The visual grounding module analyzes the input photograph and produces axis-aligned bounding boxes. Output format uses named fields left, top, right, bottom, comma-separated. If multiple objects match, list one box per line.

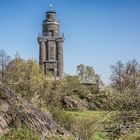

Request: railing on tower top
left=38, top=33, right=64, bottom=38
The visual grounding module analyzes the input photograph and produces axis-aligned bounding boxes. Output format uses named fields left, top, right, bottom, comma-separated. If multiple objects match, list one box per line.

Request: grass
left=65, top=111, right=110, bottom=140
left=66, top=111, right=102, bottom=119
left=66, top=110, right=112, bottom=122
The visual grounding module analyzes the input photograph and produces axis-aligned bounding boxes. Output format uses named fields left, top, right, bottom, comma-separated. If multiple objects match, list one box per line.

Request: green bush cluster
left=1, top=51, right=140, bottom=139
left=50, top=108, right=76, bottom=131
left=46, top=135, right=74, bottom=140
left=0, top=126, right=40, bottom=140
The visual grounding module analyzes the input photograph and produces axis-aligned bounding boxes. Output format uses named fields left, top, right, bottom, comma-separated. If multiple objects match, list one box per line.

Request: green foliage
left=103, top=89, right=140, bottom=139
left=69, top=111, right=109, bottom=140
left=111, top=59, right=140, bottom=92
left=62, top=75, right=90, bottom=99
left=86, top=91, right=109, bottom=110
left=120, top=130, right=140, bottom=140
left=77, top=64, right=99, bottom=83
left=50, top=108, right=76, bottom=131
left=51, top=109, right=105, bottom=140
left=0, top=126, right=40, bottom=140
left=45, top=135, right=74, bottom=140
left=74, top=118, right=100, bottom=140
left=36, top=75, right=92, bottom=110
left=63, top=76, right=85, bottom=96
left=103, top=88, right=140, bottom=111
left=1, top=51, right=140, bottom=140
left=1, top=54, right=100, bottom=111
left=4, top=56, right=46, bottom=102
left=92, top=132, right=109, bottom=140
left=0, top=50, right=10, bottom=83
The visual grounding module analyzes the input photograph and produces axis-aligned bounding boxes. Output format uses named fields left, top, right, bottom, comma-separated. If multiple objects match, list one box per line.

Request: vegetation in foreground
left=0, top=50, right=140, bottom=140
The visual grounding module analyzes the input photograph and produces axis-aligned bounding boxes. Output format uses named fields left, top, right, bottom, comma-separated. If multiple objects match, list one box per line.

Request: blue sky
left=0, top=0, right=140, bottom=84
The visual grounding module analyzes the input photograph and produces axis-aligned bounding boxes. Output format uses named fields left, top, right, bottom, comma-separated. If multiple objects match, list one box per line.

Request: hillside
left=0, top=55, right=140, bottom=140
left=0, top=84, right=72, bottom=139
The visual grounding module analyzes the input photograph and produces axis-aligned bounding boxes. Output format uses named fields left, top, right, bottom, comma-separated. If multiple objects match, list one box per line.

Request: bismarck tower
left=38, top=9, right=64, bottom=77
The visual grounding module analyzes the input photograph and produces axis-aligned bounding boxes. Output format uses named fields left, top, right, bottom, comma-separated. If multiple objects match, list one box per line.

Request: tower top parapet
left=46, top=11, right=56, bottom=14
left=44, top=9, right=58, bottom=25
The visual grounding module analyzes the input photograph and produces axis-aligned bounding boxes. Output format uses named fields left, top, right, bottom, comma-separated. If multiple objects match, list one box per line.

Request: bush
left=74, top=118, right=100, bottom=140
left=50, top=108, right=101, bottom=140
left=0, top=126, right=40, bottom=140
left=120, top=130, right=140, bottom=140
left=46, top=135, right=74, bottom=140
left=50, top=108, right=76, bottom=131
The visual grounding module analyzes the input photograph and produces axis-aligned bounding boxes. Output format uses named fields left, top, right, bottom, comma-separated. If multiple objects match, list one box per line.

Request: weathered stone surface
left=0, top=100, right=9, bottom=113
left=0, top=115, right=10, bottom=135
left=38, top=10, right=64, bottom=77
left=0, top=84, right=71, bottom=138
left=61, top=96, right=89, bottom=111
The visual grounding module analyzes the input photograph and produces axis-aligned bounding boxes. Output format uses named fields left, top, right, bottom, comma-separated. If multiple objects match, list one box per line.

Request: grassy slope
left=66, top=111, right=110, bottom=140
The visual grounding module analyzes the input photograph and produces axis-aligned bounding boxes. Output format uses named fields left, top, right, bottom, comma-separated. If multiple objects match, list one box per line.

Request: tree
left=77, top=64, right=97, bottom=83
left=123, top=59, right=140, bottom=92
left=4, top=53, right=24, bottom=83
left=110, top=61, right=124, bottom=92
left=4, top=56, right=46, bottom=101
left=104, top=89, right=140, bottom=139
left=0, top=50, right=10, bottom=83
left=63, top=75, right=90, bottom=99
left=110, top=59, right=140, bottom=92
left=77, top=64, right=85, bottom=82
left=108, top=59, right=140, bottom=139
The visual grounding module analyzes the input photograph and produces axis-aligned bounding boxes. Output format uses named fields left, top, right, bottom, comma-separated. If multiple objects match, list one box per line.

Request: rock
left=0, top=115, right=9, bottom=135
left=0, top=100, right=9, bottom=112
left=61, top=96, right=89, bottom=111
left=0, top=84, right=72, bottom=139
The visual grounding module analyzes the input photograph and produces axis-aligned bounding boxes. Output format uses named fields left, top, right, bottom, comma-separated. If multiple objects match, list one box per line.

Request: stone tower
left=38, top=10, right=64, bottom=77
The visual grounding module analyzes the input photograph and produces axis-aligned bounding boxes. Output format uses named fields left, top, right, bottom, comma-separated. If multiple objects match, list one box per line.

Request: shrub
left=50, top=108, right=76, bottom=131
left=0, top=125, right=40, bottom=140
left=45, top=135, right=74, bottom=140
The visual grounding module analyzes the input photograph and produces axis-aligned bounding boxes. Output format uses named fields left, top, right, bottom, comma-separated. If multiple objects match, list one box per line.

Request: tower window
left=48, top=30, right=54, bottom=36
